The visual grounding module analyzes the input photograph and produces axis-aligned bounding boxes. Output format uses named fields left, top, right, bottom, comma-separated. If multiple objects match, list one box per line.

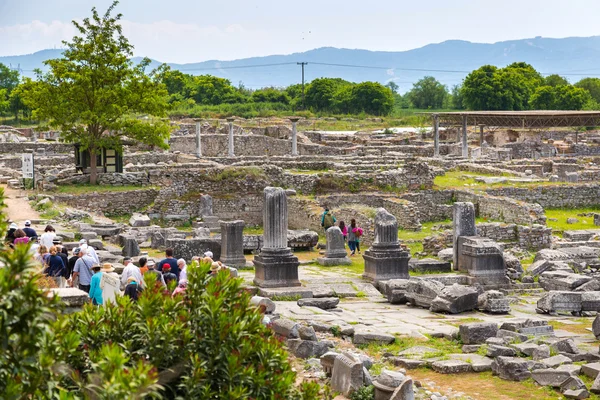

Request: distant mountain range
left=3, top=36, right=600, bottom=93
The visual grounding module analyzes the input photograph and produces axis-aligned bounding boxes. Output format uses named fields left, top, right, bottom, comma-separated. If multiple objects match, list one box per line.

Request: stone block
left=511, top=342, right=541, bottom=357
left=353, top=329, right=395, bottom=345
left=220, top=220, right=246, bottom=268
left=431, top=359, right=472, bottom=374
left=331, top=353, right=364, bottom=397
left=391, top=378, right=414, bottom=400
left=430, top=284, right=479, bottom=314
left=563, top=389, right=590, bottom=399
left=297, top=297, right=339, bottom=310
left=582, top=292, right=600, bottom=312
left=539, top=271, right=592, bottom=291
left=121, top=235, right=140, bottom=257
left=532, top=345, right=551, bottom=361
left=320, top=351, right=339, bottom=376
left=250, top=296, right=276, bottom=313
left=491, top=357, right=531, bottom=381
left=129, top=213, right=151, bottom=227
left=49, top=288, right=89, bottom=307
left=272, top=318, right=299, bottom=338
left=593, top=314, right=600, bottom=339
left=582, top=362, right=600, bottom=379
left=459, top=322, right=498, bottom=345
left=286, top=339, right=328, bottom=359
left=487, top=345, right=518, bottom=358
left=376, top=369, right=406, bottom=388
left=531, top=368, right=571, bottom=387
left=551, top=339, right=580, bottom=355
left=80, top=231, right=97, bottom=240
left=453, top=202, right=476, bottom=269
left=298, top=325, right=317, bottom=341
left=405, top=278, right=444, bottom=309
left=409, top=258, right=451, bottom=273
left=385, top=279, right=409, bottom=304
left=540, top=355, right=573, bottom=368
left=457, top=236, right=509, bottom=286
left=496, top=329, right=528, bottom=343
left=478, top=290, right=511, bottom=314
left=561, top=376, right=587, bottom=392
left=537, top=291, right=582, bottom=314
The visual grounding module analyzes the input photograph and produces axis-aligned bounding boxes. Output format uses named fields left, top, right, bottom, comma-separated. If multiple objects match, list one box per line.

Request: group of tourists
left=321, top=208, right=364, bottom=256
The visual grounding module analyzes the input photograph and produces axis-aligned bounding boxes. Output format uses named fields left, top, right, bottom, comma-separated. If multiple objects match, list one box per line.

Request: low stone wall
left=400, top=191, right=454, bottom=222
left=124, top=152, right=179, bottom=166
left=486, top=184, right=600, bottom=208
left=53, top=189, right=159, bottom=216
left=457, top=191, right=546, bottom=226
left=97, top=172, right=149, bottom=186
left=579, top=170, right=600, bottom=182
left=552, top=163, right=580, bottom=179
left=0, top=142, right=73, bottom=154
left=168, top=134, right=345, bottom=157
left=0, top=154, right=75, bottom=170
left=476, top=223, right=518, bottom=242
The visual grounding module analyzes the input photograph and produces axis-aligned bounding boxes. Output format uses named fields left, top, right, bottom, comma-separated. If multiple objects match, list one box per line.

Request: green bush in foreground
left=0, top=230, right=316, bottom=398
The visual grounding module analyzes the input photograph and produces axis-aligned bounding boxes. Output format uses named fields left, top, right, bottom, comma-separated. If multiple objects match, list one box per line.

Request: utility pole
left=297, top=62, right=307, bottom=109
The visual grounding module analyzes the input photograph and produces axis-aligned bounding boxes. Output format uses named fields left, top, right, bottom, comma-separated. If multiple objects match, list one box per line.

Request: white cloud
left=0, top=18, right=278, bottom=63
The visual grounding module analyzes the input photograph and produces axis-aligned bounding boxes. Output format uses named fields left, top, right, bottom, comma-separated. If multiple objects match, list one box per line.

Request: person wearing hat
left=88, top=264, right=104, bottom=305
left=5, top=222, right=18, bottom=247
left=124, top=276, right=141, bottom=302
left=162, top=264, right=178, bottom=288
left=99, top=263, right=120, bottom=305
left=72, top=247, right=95, bottom=293
left=146, top=260, right=166, bottom=287
left=120, top=257, right=144, bottom=291
left=79, top=239, right=99, bottom=264
left=23, top=220, right=38, bottom=240
left=203, top=251, right=213, bottom=259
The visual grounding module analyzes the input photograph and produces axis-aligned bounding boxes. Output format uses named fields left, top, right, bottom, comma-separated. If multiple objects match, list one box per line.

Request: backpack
left=354, top=227, right=363, bottom=237
left=323, top=213, right=334, bottom=229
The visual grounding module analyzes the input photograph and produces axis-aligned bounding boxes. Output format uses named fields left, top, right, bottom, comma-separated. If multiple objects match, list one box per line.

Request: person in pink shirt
left=13, top=229, right=30, bottom=245
left=338, top=221, right=348, bottom=243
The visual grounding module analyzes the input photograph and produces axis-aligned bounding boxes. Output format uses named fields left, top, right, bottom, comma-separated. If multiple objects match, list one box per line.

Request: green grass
left=243, top=225, right=264, bottom=235
left=358, top=334, right=463, bottom=360
left=545, top=207, right=600, bottom=233
left=398, top=220, right=451, bottom=257
left=56, top=184, right=147, bottom=195
left=434, top=170, right=571, bottom=191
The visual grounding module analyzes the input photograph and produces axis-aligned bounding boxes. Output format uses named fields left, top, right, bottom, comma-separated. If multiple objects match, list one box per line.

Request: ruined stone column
left=452, top=202, right=476, bottom=271
left=253, top=187, right=300, bottom=287
left=227, top=117, right=235, bottom=157
left=363, top=208, right=410, bottom=282
left=220, top=220, right=246, bottom=267
left=462, top=114, right=468, bottom=158
left=317, top=226, right=351, bottom=266
left=194, top=118, right=202, bottom=158
left=479, top=124, right=485, bottom=147
left=290, top=117, right=300, bottom=156
left=433, top=114, right=440, bottom=158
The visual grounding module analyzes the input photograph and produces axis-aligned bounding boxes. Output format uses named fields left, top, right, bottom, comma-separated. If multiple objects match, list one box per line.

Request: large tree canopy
left=22, top=1, right=170, bottom=184
left=407, top=76, right=447, bottom=109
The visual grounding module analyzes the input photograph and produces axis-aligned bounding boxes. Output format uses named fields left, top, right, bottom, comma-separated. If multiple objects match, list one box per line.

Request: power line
left=177, top=62, right=296, bottom=72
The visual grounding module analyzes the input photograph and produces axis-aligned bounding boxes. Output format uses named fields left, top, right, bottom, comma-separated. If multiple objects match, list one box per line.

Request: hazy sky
left=1, top=0, right=600, bottom=63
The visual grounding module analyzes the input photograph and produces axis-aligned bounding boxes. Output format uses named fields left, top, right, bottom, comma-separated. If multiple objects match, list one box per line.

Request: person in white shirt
left=177, top=258, right=187, bottom=283
left=40, top=225, right=57, bottom=249
left=120, top=257, right=144, bottom=290
left=79, top=240, right=99, bottom=264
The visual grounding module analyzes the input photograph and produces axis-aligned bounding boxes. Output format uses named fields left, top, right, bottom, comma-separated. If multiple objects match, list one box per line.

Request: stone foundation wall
left=0, top=142, right=73, bottom=154
left=53, top=189, right=159, bottom=216
left=486, top=184, right=600, bottom=208
left=97, top=172, right=149, bottom=186
left=458, top=192, right=546, bottom=226
left=0, top=155, right=75, bottom=170
left=168, top=135, right=345, bottom=157
left=400, top=190, right=455, bottom=222
left=476, top=222, right=518, bottom=242
left=552, top=163, right=581, bottom=178
left=124, top=152, right=179, bottom=166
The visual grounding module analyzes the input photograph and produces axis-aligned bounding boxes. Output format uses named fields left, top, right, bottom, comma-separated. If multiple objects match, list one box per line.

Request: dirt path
left=1, top=185, right=39, bottom=224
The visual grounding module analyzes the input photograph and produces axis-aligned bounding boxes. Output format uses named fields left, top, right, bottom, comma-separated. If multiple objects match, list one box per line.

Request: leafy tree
left=531, top=85, right=591, bottom=110
left=407, top=76, right=448, bottom=109
left=305, top=77, right=351, bottom=112
left=0, top=62, right=19, bottom=93
left=22, top=1, right=171, bottom=184
left=451, top=84, right=465, bottom=109
left=545, top=74, right=569, bottom=87
left=462, top=65, right=501, bottom=110
left=0, top=89, right=8, bottom=114
left=349, top=81, right=394, bottom=115
left=189, top=75, right=246, bottom=105
left=252, top=87, right=290, bottom=104
left=462, top=63, right=542, bottom=110
left=385, top=81, right=399, bottom=94
left=576, top=77, right=600, bottom=104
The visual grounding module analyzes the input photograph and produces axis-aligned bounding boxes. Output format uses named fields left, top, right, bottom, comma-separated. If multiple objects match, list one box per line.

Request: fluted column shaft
left=263, top=187, right=288, bottom=249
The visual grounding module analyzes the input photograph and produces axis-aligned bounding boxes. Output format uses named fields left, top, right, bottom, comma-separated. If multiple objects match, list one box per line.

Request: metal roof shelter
left=423, top=111, right=600, bottom=158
